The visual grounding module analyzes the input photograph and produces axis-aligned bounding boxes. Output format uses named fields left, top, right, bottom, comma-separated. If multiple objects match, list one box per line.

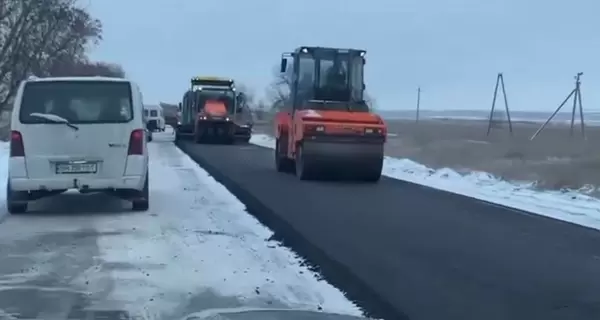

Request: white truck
left=143, top=104, right=165, bottom=132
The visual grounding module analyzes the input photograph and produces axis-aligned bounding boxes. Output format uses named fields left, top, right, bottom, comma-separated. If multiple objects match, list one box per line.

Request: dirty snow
left=250, top=134, right=600, bottom=231
left=89, top=139, right=362, bottom=317
left=0, top=130, right=363, bottom=319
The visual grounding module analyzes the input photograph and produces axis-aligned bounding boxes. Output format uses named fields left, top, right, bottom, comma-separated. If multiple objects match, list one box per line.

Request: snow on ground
left=90, top=135, right=362, bottom=318
left=0, top=129, right=363, bottom=319
left=250, top=134, right=600, bottom=231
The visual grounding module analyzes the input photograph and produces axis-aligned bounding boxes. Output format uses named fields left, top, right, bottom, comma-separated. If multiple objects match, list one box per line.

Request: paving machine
left=175, top=76, right=252, bottom=143
left=274, top=46, right=387, bottom=182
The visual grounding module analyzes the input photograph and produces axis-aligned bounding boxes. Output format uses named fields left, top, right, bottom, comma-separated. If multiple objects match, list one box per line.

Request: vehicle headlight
left=225, top=117, right=230, bottom=121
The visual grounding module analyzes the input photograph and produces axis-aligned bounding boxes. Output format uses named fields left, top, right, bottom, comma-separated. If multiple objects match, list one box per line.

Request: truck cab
left=274, top=46, right=386, bottom=182
left=176, top=77, right=250, bottom=143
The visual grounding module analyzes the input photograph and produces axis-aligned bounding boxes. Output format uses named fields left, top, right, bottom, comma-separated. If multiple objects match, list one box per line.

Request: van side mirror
left=280, top=58, right=287, bottom=73
left=178, top=102, right=182, bottom=111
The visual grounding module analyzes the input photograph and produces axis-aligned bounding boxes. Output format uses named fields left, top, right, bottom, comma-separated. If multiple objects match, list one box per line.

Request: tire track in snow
left=88, top=141, right=363, bottom=319
left=0, top=202, right=125, bottom=319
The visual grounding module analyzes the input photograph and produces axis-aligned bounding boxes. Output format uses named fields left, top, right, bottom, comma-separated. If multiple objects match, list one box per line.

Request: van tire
left=132, top=172, right=149, bottom=211
left=6, top=182, right=27, bottom=214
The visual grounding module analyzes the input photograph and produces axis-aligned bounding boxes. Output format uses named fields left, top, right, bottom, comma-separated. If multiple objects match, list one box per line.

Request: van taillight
left=10, top=130, right=24, bottom=157
left=128, top=129, right=144, bottom=155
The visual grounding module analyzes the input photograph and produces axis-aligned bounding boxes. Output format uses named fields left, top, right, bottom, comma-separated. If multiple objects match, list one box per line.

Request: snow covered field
left=250, top=134, right=600, bottom=231
left=0, top=130, right=363, bottom=319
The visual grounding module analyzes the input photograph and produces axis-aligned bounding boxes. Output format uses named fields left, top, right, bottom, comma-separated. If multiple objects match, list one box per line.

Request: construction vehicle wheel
left=194, top=130, right=202, bottom=143
left=295, top=144, right=315, bottom=180
left=275, top=138, right=294, bottom=173
left=360, top=159, right=383, bottom=182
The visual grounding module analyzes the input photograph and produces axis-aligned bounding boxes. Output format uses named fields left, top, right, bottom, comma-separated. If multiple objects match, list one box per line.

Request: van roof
left=25, top=76, right=130, bottom=83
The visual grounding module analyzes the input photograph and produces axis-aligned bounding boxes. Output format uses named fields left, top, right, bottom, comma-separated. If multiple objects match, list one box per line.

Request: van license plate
left=56, top=162, right=97, bottom=174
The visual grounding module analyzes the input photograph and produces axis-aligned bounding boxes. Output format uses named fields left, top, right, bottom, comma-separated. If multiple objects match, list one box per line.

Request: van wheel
left=132, top=173, right=149, bottom=211
left=6, top=182, right=27, bottom=214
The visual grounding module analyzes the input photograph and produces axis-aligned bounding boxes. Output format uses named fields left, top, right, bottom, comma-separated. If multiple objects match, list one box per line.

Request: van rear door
left=18, top=80, right=135, bottom=180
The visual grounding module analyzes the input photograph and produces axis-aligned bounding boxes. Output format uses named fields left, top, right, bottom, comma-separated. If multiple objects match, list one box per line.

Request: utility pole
left=416, top=86, right=421, bottom=123
left=530, top=72, right=585, bottom=140
left=486, top=73, right=513, bottom=136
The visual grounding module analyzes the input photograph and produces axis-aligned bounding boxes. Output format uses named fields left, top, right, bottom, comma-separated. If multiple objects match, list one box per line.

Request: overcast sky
left=88, top=0, right=599, bottom=111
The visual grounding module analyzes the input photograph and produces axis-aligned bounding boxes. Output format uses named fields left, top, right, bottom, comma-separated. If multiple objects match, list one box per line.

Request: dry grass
left=384, top=119, right=600, bottom=192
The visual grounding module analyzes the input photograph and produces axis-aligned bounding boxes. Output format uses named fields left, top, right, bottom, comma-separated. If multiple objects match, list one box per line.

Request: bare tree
left=266, top=65, right=292, bottom=111
left=253, top=99, right=269, bottom=120
left=0, top=0, right=124, bottom=111
left=235, top=82, right=255, bottom=108
left=49, top=60, right=126, bottom=77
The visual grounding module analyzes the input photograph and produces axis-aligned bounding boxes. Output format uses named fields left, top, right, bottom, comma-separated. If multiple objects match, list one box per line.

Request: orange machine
left=274, top=46, right=387, bottom=182
left=176, top=77, right=239, bottom=143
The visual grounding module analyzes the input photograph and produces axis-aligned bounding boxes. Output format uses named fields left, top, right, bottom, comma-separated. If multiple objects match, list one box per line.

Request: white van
left=7, top=76, right=150, bottom=213
left=143, top=104, right=165, bottom=132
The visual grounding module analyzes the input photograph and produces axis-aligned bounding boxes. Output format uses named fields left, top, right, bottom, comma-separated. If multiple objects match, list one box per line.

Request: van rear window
left=19, top=81, right=134, bottom=124
left=150, top=110, right=158, bottom=117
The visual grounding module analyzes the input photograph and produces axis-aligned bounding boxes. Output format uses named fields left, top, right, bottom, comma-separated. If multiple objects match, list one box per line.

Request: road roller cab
left=274, top=46, right=386, bottom=182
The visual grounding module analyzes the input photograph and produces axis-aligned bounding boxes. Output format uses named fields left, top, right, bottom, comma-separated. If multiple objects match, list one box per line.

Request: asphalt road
left=178, top=140, right=600, bottom=320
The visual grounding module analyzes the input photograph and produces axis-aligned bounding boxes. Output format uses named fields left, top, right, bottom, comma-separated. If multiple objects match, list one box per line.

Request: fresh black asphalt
left=178, top=140, right=600, bottom=320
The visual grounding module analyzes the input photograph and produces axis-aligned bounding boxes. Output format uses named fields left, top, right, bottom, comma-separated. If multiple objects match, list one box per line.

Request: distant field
left=383, top=119, right=598, bottom=193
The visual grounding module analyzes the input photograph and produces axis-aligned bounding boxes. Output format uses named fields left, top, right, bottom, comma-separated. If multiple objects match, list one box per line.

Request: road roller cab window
left=297, top=56, right=315, bottom=104
left=292, top=47, right=368, bottom=111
